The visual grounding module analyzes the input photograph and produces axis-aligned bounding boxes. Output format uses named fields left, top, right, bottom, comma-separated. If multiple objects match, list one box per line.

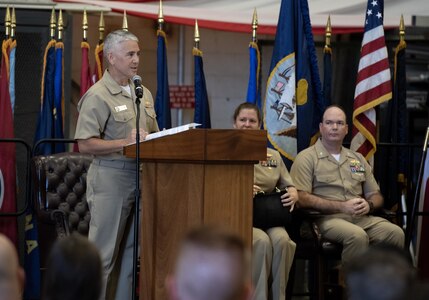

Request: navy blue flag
left=246, top=41, right=262, bottom=109
left=53, top=41, right=65, bottom=152
left=155, top=30, right=172, bottom=130
left=264, top=0, right=323, bottom=162
left=23, top=210, right=41, bottom=300
left=391, top=39, right=408, bottom=179
left=193, top=48, right=211, bottom=128
left=382, top=37, right=408, bottom=208
left=34, top=40, right=56, bottom=155
left=323, top=45, right=332, bottom=108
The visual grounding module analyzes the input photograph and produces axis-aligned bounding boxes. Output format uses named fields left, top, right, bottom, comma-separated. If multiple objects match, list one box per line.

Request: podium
left=124, top=129, right=266, bottom=300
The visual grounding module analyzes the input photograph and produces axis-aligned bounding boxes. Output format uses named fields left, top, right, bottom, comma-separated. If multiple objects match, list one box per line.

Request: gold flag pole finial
left=82, top=9, right=88, bottom=41
left=50, top=8, right=56, bottom=40
left=98, top=11, right=105, bottom=43
left=251, top=8, right=258, bottom=43
left=4, top=6, right=11, bottom=38
left=194, top=19, right=200, bottom=49
left=11, top=7, right=16, bottom=40
left=57, top=9, right=63, bottom=41
left=158, top=0, right=164, bottom=31
left=325, top=15, right=332, bottom=48
left=122, top=10, right=128, bottom=31
left=399, top=14, right=405, bottom=43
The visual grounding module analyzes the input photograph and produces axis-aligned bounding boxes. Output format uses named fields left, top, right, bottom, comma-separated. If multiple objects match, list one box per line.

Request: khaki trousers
left=252, top=227, right=296, bottom=300
left=87, top=160, right=138, bottom=300
left=315, top=214, right=405, bottom=265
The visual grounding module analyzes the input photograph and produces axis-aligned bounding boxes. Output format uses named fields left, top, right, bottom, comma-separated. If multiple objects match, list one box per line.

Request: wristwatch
left=368, top=201, right=375, bottom=214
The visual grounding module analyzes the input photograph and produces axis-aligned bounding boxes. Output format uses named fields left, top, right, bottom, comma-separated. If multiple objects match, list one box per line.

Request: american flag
left=351, top=0, right=392, bottom=162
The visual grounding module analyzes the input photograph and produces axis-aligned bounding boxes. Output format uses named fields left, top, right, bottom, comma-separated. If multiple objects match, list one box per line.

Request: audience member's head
left=43, top=233, right=102, bottom=300
left=0, top=234, right=24, bottom=300
left=167, top=225, right=252, bottom=300
left=346, top=243, right=415, bottom=300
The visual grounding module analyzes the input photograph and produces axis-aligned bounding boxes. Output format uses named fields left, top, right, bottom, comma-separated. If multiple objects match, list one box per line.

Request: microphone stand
left=132, top=91, right=142, bottom=300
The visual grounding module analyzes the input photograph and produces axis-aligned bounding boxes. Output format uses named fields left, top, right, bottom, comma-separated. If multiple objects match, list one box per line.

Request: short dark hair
left=182, top=225, right=246, bottom=254
left=322, top=104, right=347, bottom=122
left=346, top=243, right=415, bottom=300
left=233, top=102, right=262, bottom=124
left=43, top=233, right=102, bottom=300
left=174, top=225, right=249, bottom=300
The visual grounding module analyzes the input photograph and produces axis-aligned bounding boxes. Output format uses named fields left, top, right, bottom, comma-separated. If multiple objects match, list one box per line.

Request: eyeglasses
left=323, top=120, right=346, bottom=127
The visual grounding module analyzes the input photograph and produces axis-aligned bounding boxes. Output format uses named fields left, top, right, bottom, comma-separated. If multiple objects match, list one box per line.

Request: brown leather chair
left=288, top=208, right=398, bottom=300
left=287, top=210, right=343, bottom=300
left=32, top=152, right=93, bottom=271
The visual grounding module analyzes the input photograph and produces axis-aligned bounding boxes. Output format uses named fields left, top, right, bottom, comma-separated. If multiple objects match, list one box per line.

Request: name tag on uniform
left=115, top=105, right=127, bottom=112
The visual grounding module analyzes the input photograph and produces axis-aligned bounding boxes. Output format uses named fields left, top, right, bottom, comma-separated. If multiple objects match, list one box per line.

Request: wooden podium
left=124, top=129, right=266, bottom=300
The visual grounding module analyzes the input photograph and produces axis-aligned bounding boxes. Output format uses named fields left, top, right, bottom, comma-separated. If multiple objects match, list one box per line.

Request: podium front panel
left=140, top=162, right=253, bottom=300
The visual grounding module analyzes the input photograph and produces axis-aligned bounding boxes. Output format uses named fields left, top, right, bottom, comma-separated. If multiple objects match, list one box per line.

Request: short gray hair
left=103, top=30, right=139, bottom=60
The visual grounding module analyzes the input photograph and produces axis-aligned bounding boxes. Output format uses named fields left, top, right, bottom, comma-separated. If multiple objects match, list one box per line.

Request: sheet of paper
left=125, top=123, right=201, bottom=146
left=145, top=123, right=201, bottom=141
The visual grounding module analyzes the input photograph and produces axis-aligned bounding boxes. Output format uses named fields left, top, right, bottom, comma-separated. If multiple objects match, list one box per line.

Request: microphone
left=132, top=75, right=143, bottom=98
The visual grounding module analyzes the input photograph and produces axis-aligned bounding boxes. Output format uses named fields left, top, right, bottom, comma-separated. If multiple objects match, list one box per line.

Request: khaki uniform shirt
left=75, top=70, right=159, bottom=161
left=290, top=139, right=379, bottom=201
left=254, top=148, right=295, bottom=193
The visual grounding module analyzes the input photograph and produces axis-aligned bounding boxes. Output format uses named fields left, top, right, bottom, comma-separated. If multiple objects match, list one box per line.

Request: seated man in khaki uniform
left=290, top=105, right=404, bottom=265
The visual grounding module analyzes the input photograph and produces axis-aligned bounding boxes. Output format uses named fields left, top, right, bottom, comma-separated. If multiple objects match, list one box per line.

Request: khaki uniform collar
left=314, top=139, right=355, bottom=164
left=101, top=69, right=132, bottom=98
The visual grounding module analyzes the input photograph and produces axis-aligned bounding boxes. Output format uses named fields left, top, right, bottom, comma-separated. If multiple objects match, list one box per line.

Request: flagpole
left=10, top=7, right=15, bottom=40
left=94, top=11, right=104, bottom=82
left=50, top=8, right=56, bottom=41
left=98, top=11, right=104, bottom=43
left=246, top=9, right=261, bottom=107
left=399, top=15, right=405, bottom=43
left=82, top=9, right=88, bottom=42
left=57, top=9, right=63, bottom=42
left=194, top=20, right=200, bottom=49
left=4, top=5, right=10, bottom=39
left=158, top=0, right=164, bottom=31
left=122, top=10, right=128, bottom=31
left=251, top=8, right=258, bottom=43
left=405, top=127, right=429, bottom=250
left=324, top=15, right=331, bottom=50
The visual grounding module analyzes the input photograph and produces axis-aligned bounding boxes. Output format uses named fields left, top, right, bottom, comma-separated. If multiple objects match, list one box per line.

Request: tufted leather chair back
left=33, top=152, right=93, bottom=236
left=32, top=152, right=93, bottom=278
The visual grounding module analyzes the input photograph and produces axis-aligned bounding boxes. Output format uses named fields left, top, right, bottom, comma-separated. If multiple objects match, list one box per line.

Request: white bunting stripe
left=354, top=69, right=391, bottom=98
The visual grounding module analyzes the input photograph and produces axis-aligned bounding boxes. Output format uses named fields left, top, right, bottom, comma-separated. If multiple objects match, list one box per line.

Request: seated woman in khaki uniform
left=233, top=103, right=298, bottom=300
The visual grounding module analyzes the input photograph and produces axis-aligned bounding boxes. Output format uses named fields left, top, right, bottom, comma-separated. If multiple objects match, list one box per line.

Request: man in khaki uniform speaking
left=290, top=105, right=404, bottom=265
left=75, top=30, right=159, bottom=300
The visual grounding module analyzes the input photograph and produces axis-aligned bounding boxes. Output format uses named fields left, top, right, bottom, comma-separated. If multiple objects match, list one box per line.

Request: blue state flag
left=23, top=209, right=41, bottom=300
left=193, top=48, right=211, bottom=129
left=264, top=0, right=323, bottom=161
left=323, top=44, right=332, bottom=108
left=246, top=41, right=262, bottom=109
left=34, top=40, right=56, bottom=155
left=155, top=30, right=172, bottom=130
left=53, top=41, right=65, bottom=153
